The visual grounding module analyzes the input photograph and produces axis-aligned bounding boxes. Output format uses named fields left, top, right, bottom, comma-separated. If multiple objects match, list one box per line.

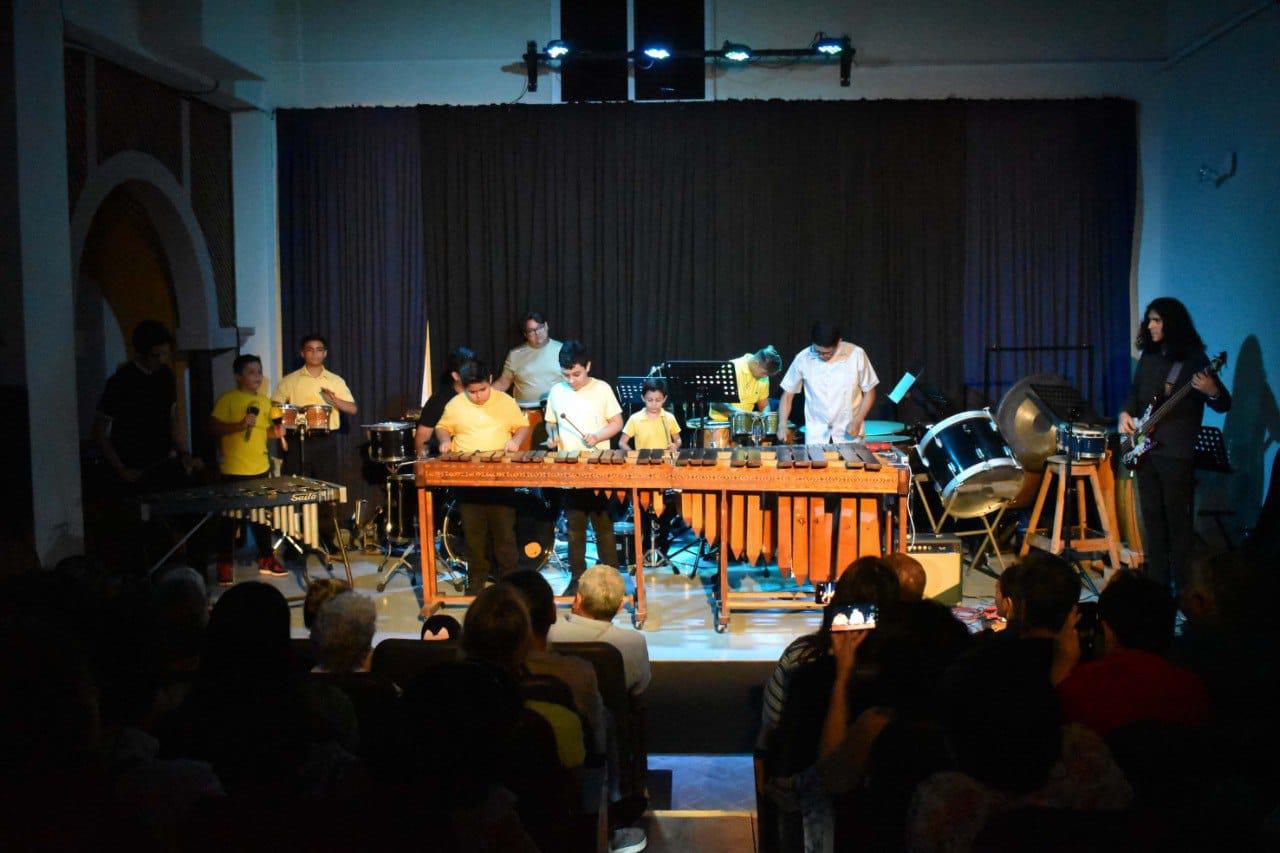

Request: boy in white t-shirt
left=545, top=341, right=623, bottom=594
left=777, top=322, right=879, bottom=445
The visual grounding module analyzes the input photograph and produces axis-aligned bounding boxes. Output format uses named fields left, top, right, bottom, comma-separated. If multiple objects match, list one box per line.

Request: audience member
left=421, top=612, right=462, bottom=641
left=885, top=552, right=927, bottom=602
left=761, top=556, right=900, bottom=852
left=759, top=556, right=900, bottom=757
left=1057, top=571, right=1209, bottom=736
left=303, top=577, right=351, bottom=630
left=973, top=552, right=1082, bottom=685
left=548, top=564, right=651, bottom=695
left=505, top=569, right=608, bottom=754
left=464, top=585, right=586, bottom=771
left=150, top=565, right=209, bottom=672
left=157, top=582, right=357, bottom=797
left=312, top=592, right=377, bottom=673
left=906, top=636, right=1132, bottom=851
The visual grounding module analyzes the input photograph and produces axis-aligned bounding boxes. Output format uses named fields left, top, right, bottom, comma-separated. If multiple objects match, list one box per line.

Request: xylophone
left=137, top=476, right=352, bottom=591
left=415, top=445, right=909, bottom=630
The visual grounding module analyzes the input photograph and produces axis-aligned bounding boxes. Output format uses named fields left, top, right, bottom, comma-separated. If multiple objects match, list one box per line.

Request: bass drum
left=440, top=490, right=557, bottom=571
left=917, top=410, right=1025, bottom=519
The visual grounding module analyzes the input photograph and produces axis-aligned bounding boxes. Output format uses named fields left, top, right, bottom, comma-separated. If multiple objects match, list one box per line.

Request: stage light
left=815, top=35, right=847, bottom=55
left=722, top=42, right=752, bottom=62
left=642, top=46, right=671, bottom=60
left=545, top=40, right=569, bottom=59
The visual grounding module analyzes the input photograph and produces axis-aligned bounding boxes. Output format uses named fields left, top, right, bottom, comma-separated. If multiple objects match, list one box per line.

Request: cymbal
left=864, top=420, right=906, bottom=436
left=995, top=373, right=1071, bottom=473
left=866, top=434, right=912, bottom=444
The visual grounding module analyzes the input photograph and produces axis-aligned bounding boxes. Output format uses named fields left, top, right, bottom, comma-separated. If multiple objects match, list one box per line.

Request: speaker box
left=908, top=534, right=962, bottom=605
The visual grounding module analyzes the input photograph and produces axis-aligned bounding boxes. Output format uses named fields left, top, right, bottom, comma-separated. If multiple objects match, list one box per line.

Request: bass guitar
left=1120, top=351, right=1226, bottom=470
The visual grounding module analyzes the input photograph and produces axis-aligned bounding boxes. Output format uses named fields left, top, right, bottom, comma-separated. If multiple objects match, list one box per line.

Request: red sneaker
left=216, top=561, right=235, bottom=587
left=258, top=556, right=288, bottom=577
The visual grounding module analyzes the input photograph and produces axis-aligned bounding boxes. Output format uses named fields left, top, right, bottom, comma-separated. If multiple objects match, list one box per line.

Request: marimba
left=137, top=476, right=352, bottom=592
left=415, top=445, right=909, bottom=630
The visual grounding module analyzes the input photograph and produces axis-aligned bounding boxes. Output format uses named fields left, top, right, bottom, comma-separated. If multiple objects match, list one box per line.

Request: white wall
left=1144, top=2, right=1280, bottom=534
left=13, top=0, right=81, bottom=563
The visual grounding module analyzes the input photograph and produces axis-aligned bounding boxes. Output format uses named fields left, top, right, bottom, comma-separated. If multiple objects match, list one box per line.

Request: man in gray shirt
left=548, top=564, right=651, bottom=695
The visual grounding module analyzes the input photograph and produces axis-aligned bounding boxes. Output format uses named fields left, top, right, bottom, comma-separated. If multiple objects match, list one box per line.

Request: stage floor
left=238, top=531, right=1011, bottom=662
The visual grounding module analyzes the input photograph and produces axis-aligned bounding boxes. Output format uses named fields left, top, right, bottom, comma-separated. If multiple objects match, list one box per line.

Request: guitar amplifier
left=908, top=533, right=962, bottom=605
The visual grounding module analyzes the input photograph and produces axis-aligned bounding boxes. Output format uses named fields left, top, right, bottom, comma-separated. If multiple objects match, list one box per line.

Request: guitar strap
left=1163, top=361, right=1184, bottom=395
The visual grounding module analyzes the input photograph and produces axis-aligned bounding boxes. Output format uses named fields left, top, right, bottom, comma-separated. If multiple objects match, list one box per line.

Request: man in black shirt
left=414, top=346, right=473, bottom=457
left=1120, top=298, right=1231, bottom=595
left=93, top=320, right=194, bottom=492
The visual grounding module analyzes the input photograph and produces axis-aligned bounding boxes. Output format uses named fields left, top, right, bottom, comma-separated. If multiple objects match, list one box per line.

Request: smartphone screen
left=815, top=581, right=836, bottom=605
left=830, top=603, right=878, bottom=631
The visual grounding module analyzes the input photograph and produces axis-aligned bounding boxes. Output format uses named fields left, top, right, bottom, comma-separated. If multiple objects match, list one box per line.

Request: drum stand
left=915, top=473, right=1012, bottom=577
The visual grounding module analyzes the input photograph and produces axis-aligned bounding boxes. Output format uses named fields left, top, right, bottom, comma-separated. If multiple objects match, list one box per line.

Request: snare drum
left=689, top=417, right=732, bottom=448
left=364, top=421, right=416, bottom=463
left=301, top=403, right=333, bottom=433
left=272, top=403, right=300, bottom=431
left=917, top=409, right=1025, bottom=519
left=1055, top=424, right=1107, bottom=461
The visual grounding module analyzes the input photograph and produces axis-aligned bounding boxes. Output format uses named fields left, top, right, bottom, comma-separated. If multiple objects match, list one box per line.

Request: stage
left=231, top=529, right=1010, bottom=662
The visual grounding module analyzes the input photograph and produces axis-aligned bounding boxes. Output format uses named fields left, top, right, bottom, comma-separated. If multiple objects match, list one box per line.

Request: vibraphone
left=137, top=476, right=352, bottom=593
left=415, top=444, right=909, bottom=630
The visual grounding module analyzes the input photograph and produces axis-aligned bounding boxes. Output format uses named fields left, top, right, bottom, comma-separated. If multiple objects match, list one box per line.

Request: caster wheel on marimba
left=376, top=580, right=388, bottom=593
left=714, top=621, right=728, bottom=634
left=634, top=618, right=646, bottom=630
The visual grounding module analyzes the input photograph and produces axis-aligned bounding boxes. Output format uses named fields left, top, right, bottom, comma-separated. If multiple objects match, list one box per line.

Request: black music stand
left=1194, top=425, right=1233, bottom=473
left=1194, top=426, right=1236, bottom=549
left=661, top=360, right=738, bottom=448
left=616, top=376, right=649, bottom=416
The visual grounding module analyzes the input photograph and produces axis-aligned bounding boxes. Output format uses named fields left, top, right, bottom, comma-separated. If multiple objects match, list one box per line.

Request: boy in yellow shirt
left=208, top=355, right=285, bottom=585
left=620, top=378, right=681, bottom=559
left=435, top=359, right=531, bottom=593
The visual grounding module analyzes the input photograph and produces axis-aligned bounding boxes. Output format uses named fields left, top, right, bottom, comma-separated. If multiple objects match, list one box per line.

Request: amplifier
left=908, top=533, right=962, bottom=605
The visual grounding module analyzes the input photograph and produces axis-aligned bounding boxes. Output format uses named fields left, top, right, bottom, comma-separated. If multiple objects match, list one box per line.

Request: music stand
left=616, top=376, right=649, bottom=415
left=661, top=360, right=739, bottom=448
left=1194, top=426, right=1233, bottom=473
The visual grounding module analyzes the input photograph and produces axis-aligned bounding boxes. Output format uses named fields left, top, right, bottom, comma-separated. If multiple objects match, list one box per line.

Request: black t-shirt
left=418, top=387, right=457, bottom=454
left=98, top=362, right=177, bottom=468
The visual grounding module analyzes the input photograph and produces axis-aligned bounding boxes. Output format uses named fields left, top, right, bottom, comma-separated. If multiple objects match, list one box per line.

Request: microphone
left=244, top=405, right=259, bottom=441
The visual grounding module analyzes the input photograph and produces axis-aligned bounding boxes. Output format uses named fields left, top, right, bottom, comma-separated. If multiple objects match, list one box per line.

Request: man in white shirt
left=547, top=564, right=651, bottom=695
left=545, top=341, right=624, bottom=593
left=777, top=322, right=879, bottom=445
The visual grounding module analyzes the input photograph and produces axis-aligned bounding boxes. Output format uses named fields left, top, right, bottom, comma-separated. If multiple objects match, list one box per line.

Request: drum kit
left=904, top=373, right=1120, bottom=572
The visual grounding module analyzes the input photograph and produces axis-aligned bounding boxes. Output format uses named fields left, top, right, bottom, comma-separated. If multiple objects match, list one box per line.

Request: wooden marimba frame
left=415, top=449, right=909, bottom=630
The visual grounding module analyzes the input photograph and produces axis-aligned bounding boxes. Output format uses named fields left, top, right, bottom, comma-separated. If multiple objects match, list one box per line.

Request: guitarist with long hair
left=1119, top=297, right=1231, bottom=595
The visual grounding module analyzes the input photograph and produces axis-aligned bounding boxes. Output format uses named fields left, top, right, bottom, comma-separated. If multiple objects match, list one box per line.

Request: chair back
left=371, top=637, right=461, bottom=688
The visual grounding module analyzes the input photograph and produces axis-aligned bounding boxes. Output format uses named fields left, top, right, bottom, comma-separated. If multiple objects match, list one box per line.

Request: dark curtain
left=963, top=99, right=1136, bottom=415
left=277, top=108, right=426, bottom=504
left=419, top=100, right=967, bottom=413
left=277, top=98, right=1137, bottom=498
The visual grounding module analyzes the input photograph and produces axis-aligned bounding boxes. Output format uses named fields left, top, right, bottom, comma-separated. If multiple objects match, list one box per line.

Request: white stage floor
left=223, top=531, right=1009, bottom=662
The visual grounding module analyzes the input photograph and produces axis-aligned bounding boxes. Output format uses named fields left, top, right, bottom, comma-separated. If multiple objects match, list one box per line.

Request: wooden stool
left=1020, top=455, right=1121, bottom=581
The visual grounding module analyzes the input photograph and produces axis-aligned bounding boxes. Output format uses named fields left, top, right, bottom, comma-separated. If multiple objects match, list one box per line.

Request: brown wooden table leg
left=717, top=489, right=730, bottom=632
left=631, top=488, right=647, bottom=629
left=419, top=486, right=441, bottom=617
